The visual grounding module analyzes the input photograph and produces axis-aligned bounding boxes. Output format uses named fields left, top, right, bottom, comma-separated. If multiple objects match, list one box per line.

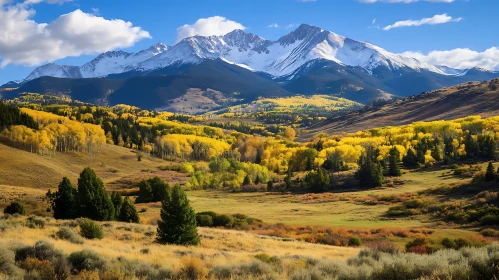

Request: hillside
left=301, top=78, right=499, bottom=138
left=0, top=142, right=186, bottom=191
left=5, top=60, right=289, bottom=111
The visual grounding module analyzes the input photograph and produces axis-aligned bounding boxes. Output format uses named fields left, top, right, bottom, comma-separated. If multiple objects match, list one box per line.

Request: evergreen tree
left=356, top=152, right=384, bottom=189
left=305, top=168, right=330, bottom=193
left=50, top=177, right=78, bottom=219
left=464, top=132, right=479, bottom=157
left=149, top=177, right=170, bottom=202
left=243, top=175, right=252, bottom=186
left=111, top=192, right=123, bottom=219
left=403, top=148, right=418, bottom=168
left=305, top=156, right=314, bottom=171
left=416, top=148, right=426, bottom=166
left=479, top=134, right=497, bottom=159
left=388, top=147, right=401, bottom=177
left=77, top=168, right=115, bottom=221
left=485, top=162, right=496, bottom=181
left=255, top=149, right=262, bottom=164
left=136, top=181, right=154, bottom=203
left=118, top=197, right=140, bottom=223
left=322, top=159, right=334, bottom=170
left=157, top=185, right=199, bottom=245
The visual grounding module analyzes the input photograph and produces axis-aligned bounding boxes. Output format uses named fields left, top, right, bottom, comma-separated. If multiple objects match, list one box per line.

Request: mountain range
left=2, top=24, right=498, bottom=110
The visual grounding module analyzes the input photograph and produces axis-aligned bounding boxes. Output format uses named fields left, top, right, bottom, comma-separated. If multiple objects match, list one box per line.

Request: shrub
left=405, top=238, right=430, bottom=254
left=55, top=227, right=84, bottom=244
left=15, top=241, right=61, bottom=262
left=480, top=228, right=499, bottom=237
left=4, top=201, right=26, bottom=215
left=79, top=219, right=104, bottom=240
left=348, top=237, right=361, bottom=247
left=211, top=261, right=274, bottom=279
left=0, top=246, right=24, bottom=278
left=68, top=250, right=108, bottom=273
left=254, top=254, right=281, bottom=266
left=480, top=214, right=499, bottom=226
left=177, top=257, right=208, bottom=280
left=20, top=258, right=56, bottom=279
left=367, top=241, right=400, bottom=254
left=25, top=216, right=45, bottom=229
left=196, top=215, right=213, bottom=227
left=213, top=214, right=234, bottom=227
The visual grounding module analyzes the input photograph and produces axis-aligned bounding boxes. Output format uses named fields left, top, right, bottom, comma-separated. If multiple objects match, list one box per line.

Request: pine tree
left=243, top=175, right=252, bottom=186
left=479, top=134, right=497, bottom=159
left=388, top=147, right=401, bottom=177
left=305, top=156, right=313, bottom=171
left=464, top=132, right=479, bottom=157
left=255, top=149, right=262, bottom=164
left=111, top=192, right=123, bottom=219
left=157, top=185, right=199, bottom=245
left=485, top=162, right=496, bottom=181
left=50, top=177, right=78, bottom=219
left=118, top=197, right=140, bottom=223
left=77, top=168, right=115, bottom=221
left=136, top=181, right=154, bottom=203
left=356, top=152, right=384, bottom=189
left=403, top=148, right=418, bottom=168
left=305, top=168, right=330, bottom=193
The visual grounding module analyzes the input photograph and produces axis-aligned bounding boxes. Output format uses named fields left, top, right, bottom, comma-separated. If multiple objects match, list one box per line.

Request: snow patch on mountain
left=24, top=24, right=475, bottom=81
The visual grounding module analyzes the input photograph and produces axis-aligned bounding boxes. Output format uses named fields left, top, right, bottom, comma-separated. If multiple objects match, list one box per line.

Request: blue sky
left=0, top=0, right=497, bottom=84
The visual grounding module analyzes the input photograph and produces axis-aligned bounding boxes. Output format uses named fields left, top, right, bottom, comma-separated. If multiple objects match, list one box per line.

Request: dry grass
left=0, top=216, right=359, bottom=273
left=0, top=143, right=182, bottom=191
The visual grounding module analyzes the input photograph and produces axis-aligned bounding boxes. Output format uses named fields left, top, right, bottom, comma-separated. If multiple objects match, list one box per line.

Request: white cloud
left=23, top=0, right=73, bottom=5
left=372, top=18, right=376, bottom=24
left=402, top=47, right=499, bottom=71
left=359, top=0, right=455, bottom=3
left=267, top=23, right=279, bottom=28
left=383, top=14, right=462, bottom=30
left=176, top=16, right=245, bottom=43
left=0, top=2, right=150, bottom=67
left=90, top=7, right=99, bottom=15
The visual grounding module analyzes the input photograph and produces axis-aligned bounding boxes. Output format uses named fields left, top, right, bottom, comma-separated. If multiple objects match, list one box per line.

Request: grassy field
left=0, top=216, right=359, bottom=272
left=0, top=142, right=186, bottom=191
left=0, top=142, right=488, bottom=248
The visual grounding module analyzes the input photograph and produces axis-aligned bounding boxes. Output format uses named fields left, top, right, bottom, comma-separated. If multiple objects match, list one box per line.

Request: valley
left=0, top=2, right=499, bottom=277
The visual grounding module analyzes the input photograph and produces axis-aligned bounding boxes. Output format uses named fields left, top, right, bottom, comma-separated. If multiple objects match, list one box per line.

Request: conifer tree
left=388, top=147, right=402, bottom=177
left=136, top=181, right=154, bottom=203
left=485, top=162, right=496, bottom=181
left=403, top=148, right=418, bottom=168
left=305, top=168, right=330, bottom=193
left=111, top=192, right=123, bottom=219
left=118, top=197, right=140, bottom=223
left=50, top=177, right=78, bottom=219
left=157, top=185, right=199, bottom=245
left=243, top=175, right=252, bottom=186
left=356, top=151, right=384, bottom=189
left=77, top=168, right=115, bottom=221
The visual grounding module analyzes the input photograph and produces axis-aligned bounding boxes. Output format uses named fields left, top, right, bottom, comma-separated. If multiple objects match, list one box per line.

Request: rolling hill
left=300, top=78, right=499, bottom=138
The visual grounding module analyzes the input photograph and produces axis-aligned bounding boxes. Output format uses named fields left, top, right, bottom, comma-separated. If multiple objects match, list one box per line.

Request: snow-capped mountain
left=23, top=24, right=496, bottom=82
left=136, top=24, right=453, bottom=77
left=26, top=43, right=168, bottom=81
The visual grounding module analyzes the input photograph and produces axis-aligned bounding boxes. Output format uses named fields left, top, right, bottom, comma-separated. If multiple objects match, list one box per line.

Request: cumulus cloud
left=267, top=23, right=279, bottom=28
left=383, top=14, right=462, bottom=30
left=359, top=0, right=455, bottom=3
left=0, top=2, right=150, bottom=67
left=176, top=16, right=245, bottom=43
left=402, top=47, right=499, bottom=71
